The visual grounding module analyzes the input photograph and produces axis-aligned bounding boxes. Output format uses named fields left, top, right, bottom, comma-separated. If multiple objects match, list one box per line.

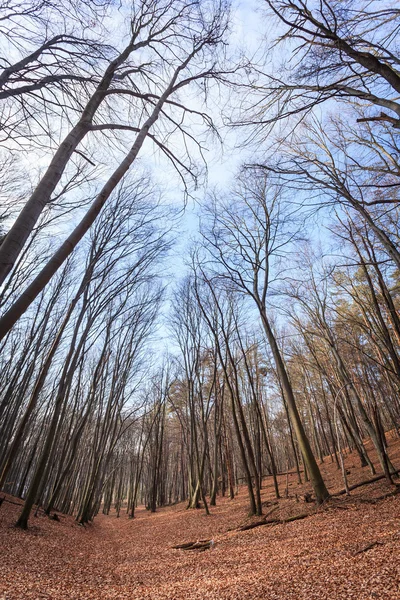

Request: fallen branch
left=238, top=505, right=279, bottom=531
left=172, top=539, right=214, bottom=551
left=0, top=496, right=24, bottom=507
left=353, top=541, right=383, bottom=556
left=262, top=500, right=279, bottom=508
left=264, top=513, right=309, bottom=526
left=239, top=509, right=309, bottom=531
left=332, top=469, right=400, bottom=497
left=0, top=496, right=65, bottom=522
left=358, top=486, right=400, bottom=504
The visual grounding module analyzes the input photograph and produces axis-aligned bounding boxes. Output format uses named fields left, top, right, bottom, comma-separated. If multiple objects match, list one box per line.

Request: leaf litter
left=1, top=435, right=400, bottom=599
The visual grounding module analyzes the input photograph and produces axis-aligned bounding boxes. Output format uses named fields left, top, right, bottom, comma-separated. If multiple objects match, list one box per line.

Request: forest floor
left=1, top=437, right=400, bottom=599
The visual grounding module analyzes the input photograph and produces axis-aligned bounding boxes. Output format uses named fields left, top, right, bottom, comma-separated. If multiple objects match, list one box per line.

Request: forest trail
left=2, top=436, right=400, bottom=600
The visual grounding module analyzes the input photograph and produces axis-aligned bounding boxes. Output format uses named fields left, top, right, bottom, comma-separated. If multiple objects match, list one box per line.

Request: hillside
left=1, top=436, right=400, bottom=600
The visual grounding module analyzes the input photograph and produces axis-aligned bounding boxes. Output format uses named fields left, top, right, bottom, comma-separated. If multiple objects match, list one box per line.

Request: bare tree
left=0, top=0, right=232, bottom=291
left=242, top=1, right=400, bottom=131
left=200, top=168, right=329, bottom=503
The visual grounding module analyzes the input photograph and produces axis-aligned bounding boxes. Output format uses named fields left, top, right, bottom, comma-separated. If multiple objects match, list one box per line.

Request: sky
left=155, top=0, right=267, bottom=277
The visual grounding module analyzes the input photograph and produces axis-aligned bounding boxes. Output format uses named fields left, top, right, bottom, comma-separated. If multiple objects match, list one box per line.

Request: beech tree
left=200, top=168, right=330, bottom=503
left=0, top=0, right=232, bottom=305
left=0, top=176, right=169, bottom=528
left=246, top=0, right=400, bottom=130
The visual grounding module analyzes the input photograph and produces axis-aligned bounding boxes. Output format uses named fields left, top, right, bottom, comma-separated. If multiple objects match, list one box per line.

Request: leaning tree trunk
left=261, top=314, right=330, bottom=504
